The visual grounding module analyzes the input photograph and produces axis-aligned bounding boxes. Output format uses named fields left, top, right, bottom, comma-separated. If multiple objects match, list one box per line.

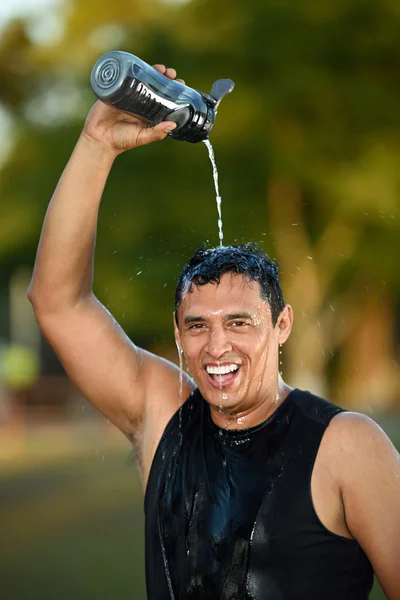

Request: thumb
left=136, top=121, right=177, bottom=146
left=156, top=121, right=178, bottom=136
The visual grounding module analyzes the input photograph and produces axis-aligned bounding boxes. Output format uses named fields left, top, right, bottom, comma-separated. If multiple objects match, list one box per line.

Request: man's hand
left=82, top=64, right=185, bottom=155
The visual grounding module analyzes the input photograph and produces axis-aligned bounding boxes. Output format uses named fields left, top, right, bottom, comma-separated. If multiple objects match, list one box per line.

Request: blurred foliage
left=0, top=343, right=40, bottom=388
left=0, top=0, right=399, bottom=403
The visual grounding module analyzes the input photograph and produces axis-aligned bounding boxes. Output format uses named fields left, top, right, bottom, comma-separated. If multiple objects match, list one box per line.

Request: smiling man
left=28, top=65, right=400, bottom=600
left=173, top=245, right=292, bottom=426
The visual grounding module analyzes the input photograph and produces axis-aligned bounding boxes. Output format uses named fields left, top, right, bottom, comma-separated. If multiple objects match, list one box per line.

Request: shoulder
left=322, top=411, right=399, bottom=484
left=324, top=410, right=394, bottom=452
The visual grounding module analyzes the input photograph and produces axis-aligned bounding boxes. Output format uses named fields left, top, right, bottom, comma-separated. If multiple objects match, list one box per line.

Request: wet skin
left=172, top=276, right=356, bottom=543
left=174, top=273, right=293, bottom=429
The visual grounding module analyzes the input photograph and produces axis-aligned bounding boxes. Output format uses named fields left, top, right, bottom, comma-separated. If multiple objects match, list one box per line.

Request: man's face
left=175, top=272, right=291, bottom=416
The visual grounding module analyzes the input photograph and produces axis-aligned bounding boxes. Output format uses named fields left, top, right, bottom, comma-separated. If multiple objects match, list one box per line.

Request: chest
left=161, top=423, right=321, bottom=558
left=145, top=397, right=370, bottom=600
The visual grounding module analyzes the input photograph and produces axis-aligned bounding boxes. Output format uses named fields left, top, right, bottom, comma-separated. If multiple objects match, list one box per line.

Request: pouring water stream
left=176, top=139, right=225, bottom=429
left=203, top=139, right=224, bottom=247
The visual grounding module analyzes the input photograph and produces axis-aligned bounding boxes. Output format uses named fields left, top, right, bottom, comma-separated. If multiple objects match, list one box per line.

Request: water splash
left=176, top=341, right=184, bottom=443
left=203, top=139, right=224, bottom=247
left=176, top=343, right=184, bottom=405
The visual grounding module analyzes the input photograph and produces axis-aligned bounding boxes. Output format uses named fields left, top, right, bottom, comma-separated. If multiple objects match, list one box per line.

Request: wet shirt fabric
left=144, top=388, right=374, bottom=600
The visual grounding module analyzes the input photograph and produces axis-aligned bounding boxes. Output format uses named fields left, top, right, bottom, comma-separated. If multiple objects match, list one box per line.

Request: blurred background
left=0, top=0, right=399, bottom=598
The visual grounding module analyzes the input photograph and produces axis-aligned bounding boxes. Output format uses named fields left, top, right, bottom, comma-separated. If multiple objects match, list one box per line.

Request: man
left=28, top=64, right=400, bottom=600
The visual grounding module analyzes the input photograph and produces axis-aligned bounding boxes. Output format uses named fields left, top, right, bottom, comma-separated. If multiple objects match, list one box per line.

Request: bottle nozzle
left=207, top=79, right=235, bottom=109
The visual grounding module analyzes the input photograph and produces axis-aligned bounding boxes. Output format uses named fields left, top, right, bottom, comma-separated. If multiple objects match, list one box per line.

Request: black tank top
left=144, top=388, right=373, bottom=599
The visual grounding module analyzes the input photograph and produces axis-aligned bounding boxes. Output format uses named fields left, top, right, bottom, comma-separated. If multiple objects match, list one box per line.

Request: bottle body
left=90, top=51, right=234, bottom=143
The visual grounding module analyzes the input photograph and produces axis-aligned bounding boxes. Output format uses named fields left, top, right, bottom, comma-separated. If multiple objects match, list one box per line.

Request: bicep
left=338, top=415, right=400, bottom=599
left=35, top=295, right=189, bottom=438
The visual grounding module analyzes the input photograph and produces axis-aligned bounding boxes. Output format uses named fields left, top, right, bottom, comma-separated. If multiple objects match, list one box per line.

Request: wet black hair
left=175, top=243, right=285, bottom=326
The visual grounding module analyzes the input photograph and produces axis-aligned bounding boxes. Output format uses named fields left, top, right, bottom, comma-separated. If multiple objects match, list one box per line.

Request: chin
left=205, top=390, right=243, bottom=412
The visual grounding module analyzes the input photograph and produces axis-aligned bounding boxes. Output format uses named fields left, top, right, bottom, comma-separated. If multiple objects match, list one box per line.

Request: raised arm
left=27, top=66, right=194, bottom=484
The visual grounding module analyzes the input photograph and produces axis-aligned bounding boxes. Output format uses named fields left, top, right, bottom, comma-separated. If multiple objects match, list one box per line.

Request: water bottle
left=90, top=51, right=234, bottom=143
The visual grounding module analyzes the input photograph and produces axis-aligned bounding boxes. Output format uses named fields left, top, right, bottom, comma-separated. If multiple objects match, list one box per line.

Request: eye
left=188, top=323, right=206, bottom=330
left=231, top=320, right=249, bottom=327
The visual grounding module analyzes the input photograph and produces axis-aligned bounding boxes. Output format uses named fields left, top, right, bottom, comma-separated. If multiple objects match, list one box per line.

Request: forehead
left=179, top=272, right=269, bottom=317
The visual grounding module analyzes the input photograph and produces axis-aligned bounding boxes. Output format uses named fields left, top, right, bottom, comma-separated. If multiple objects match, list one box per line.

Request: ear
left=173, top=311, right=182, bottom=351
left=276, top=304, right=293, bottom=344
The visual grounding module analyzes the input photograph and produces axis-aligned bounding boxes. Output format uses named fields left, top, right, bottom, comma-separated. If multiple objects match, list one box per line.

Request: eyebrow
left=184, top=315, right=207, bottom=325
left=183, top=312, right=254, bottom=325
left=226, top=312, right=254, bottom=321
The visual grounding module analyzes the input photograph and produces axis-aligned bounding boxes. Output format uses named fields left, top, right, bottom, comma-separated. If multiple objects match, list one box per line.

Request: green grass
left=1, top=452, right=146, bottom=600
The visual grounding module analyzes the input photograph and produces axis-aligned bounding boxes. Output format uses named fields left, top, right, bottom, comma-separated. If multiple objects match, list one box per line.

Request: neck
left=209, top=377, right=293, bottom=430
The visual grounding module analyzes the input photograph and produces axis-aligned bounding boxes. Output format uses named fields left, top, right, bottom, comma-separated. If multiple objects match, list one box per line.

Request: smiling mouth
left=205, top=364, right=240, bottom=388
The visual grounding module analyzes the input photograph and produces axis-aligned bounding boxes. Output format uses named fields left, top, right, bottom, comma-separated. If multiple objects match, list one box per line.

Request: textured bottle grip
left=113, top=80, right=174, bottom=125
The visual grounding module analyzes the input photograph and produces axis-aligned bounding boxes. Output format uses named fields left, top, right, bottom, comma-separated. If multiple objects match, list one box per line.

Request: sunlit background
left=0, top=0, right=399, bottom=598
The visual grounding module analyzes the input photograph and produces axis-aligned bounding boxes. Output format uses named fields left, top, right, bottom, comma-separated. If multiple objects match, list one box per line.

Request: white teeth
left=206, top=364, right=239, bottom=375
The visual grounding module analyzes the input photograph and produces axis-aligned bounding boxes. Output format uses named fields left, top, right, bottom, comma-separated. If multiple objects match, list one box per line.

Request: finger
left=153, top=64, right=166, bottom=73
left=176, top=78, right=185, bottom=85
left=165, top=67, right=177, bottom=79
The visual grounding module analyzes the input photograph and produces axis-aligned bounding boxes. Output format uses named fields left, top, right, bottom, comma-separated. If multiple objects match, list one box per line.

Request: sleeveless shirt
left=144, top=388, right=374, bottom=599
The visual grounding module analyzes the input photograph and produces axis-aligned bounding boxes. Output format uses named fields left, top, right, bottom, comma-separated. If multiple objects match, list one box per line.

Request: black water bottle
left=90, top=51, right=234, bottom=143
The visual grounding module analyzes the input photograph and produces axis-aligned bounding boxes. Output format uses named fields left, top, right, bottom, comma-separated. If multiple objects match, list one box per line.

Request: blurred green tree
left=0, top=0, right=399, bottom=408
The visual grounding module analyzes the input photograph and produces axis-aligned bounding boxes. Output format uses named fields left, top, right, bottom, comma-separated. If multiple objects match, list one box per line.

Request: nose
left=205, top=326, right=232, bottom=359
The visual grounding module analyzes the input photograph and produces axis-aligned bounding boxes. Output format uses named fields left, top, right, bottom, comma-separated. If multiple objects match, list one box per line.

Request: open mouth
left=205, top=364, right=241, bottom=389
